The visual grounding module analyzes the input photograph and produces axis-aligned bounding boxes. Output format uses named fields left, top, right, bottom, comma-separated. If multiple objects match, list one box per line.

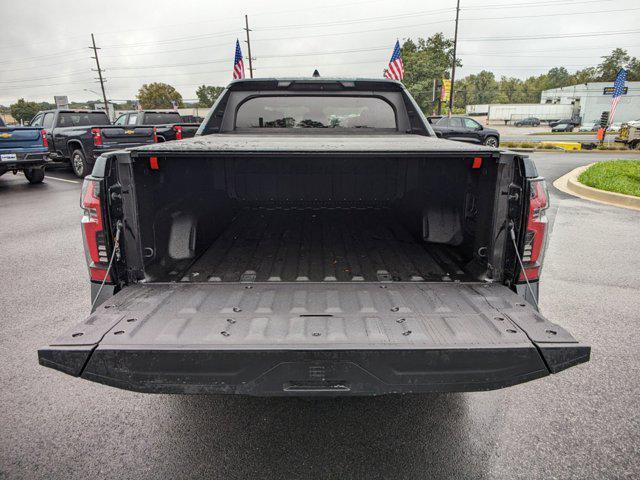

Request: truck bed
left=38, top=282, right=589, bottom=395
left=178, top=208, right=469, bottom=283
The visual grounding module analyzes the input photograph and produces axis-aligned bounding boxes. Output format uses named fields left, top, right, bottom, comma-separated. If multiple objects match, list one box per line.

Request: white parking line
left=15, top=171, right=80, bottom=184
left=45, top=175, right=80, bottom=184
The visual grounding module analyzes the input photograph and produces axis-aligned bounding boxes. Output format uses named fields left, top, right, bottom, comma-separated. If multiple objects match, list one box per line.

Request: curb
left=503, top=148, right=636, bottom=154
left=553, top=164, right=640, bottom=211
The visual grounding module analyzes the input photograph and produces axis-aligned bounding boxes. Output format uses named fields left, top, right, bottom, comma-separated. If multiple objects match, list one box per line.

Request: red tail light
left=41, top=129, right=48, bottom=148
left=173, top=125, right=183, bottom=140
left=519, top=179, right=549, bottom=282
left=81, top=179, right=111, bottom=282
left=153, top=127, right=158, bottom=143
left=91, top=128, right=103, bottom=146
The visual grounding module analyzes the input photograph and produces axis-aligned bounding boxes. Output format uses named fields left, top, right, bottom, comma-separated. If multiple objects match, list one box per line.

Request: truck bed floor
left=180, top=209, right=469, bottom=283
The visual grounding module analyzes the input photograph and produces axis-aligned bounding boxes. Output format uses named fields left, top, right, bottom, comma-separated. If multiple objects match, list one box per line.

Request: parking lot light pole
left=449, top=0, right=461, bottom=113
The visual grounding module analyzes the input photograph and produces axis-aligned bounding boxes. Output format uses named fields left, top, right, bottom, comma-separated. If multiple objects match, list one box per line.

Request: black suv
left=431, top=116, right=500, bottom=147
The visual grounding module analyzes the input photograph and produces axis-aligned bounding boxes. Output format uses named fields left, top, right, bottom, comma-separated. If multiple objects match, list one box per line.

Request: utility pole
left=244, top=15, right=254, bottom=78
left=90, top=34, right=110, bottom=119
left=449, top=0, right=461, bottom=113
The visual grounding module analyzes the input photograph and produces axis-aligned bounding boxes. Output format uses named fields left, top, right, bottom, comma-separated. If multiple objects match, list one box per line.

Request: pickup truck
left=113, top=110, right=199, bottom=142
left=39, top=78, right=590, bottom=396
left=0, top=126, right=50, bottom=184
left=31, top=109, right=156, bottom=178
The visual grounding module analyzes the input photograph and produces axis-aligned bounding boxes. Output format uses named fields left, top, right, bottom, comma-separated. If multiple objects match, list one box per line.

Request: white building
left=540, top=81, right=640, bottom=124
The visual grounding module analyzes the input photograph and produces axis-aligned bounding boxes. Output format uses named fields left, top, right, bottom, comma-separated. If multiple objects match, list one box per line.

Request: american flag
left=384, top=40, right=404, bottom=81
left=608, top=68, right=627, bottom=124
left=233, top=39, right=245, bottom=80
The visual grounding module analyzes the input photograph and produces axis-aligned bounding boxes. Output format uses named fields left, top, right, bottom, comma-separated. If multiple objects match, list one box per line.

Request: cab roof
left=226, top=77, right=404, bottom=91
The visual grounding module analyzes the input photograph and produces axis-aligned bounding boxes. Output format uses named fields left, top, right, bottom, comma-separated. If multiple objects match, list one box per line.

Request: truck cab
left=113, top=110, right=200, bottom=142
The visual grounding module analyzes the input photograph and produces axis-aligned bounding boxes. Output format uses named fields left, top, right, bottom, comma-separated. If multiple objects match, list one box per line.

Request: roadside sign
left=440, top=79, right=451, bottom=103
left=54, top=95, right=69, bottom=109
left=603, top=86, right=628, bottom=95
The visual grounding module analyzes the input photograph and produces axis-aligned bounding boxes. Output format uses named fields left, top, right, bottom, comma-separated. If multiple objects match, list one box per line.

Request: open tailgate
left=38, top=283, right=589, bottom=396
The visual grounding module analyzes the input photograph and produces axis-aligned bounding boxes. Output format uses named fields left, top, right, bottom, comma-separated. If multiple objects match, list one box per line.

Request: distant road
left=502, top=133, right=617, bottom=143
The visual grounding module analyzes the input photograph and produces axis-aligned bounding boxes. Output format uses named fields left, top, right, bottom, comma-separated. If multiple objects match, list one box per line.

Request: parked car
left=432, top=116, right=500, bottom=147
left=31, top=109, right=157, bottom=177
left=0, top=126, right=50, bottom=183
left=551, top=123, right=574, bottom=132
left=608, top=123, right=622, bottom=133
left=113, top=110, right=200, bottom=142
left=549, top=118, right=580, bottom=128
left=38, top=77, right=589, bottom=396
left=578, top=122, right=598, bottom=132
left=514, top=117, right=540, bottom=127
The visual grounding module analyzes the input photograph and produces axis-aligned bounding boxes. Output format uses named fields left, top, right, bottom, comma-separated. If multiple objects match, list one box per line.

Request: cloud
left=0, top=0, right=638, bottom=104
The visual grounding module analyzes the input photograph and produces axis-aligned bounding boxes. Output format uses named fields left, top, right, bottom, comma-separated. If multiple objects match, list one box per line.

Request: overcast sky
left=1, top=0, right=639, bottom=104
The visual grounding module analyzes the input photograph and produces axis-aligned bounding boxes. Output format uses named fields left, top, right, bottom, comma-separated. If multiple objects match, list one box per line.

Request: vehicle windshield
left=58, top=112, right=109, bottom=127
left=144, top=113, right=182, bottom=124
left=235, top=96, right=397, bottom=130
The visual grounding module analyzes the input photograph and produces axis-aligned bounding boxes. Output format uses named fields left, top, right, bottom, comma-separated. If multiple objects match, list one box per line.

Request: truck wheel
left=484, top=136, right=499, bottom=147
left=24, top=168, right=45, bottom=184
left=71, top=149, right=89, bottom=178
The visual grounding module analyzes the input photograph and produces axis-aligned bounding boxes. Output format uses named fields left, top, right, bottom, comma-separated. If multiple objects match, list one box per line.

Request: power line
left=465, top=0, right=614, bottom=9
left=255, top=7, right=455, bottom=31
left=460, top=28, right=640, bottom=42
left=462, top=6, right=640, bottom=22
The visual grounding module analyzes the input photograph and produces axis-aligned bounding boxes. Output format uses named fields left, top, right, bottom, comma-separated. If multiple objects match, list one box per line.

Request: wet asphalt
left=1, top=153, right=639, bottom=479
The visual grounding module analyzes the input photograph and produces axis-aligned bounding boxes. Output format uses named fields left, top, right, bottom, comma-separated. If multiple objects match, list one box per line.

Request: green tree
left=10, top=98, right=41, bottom=124
left=465, top=70, right=499, bottom=104
left=597, top=48, right=633, bottom=81
left=196, top=85, right=224, bottom=107
left=497, top=76, right=525, bottom=103
left=570, top=66, right=597, bottom=85
left=627, top=57, right=640, bottom=81
left=137, top=83, right=183, bottom=109
left=545, top=67, right=571, bottom=89
left=401, top=34, right=461, bottom=114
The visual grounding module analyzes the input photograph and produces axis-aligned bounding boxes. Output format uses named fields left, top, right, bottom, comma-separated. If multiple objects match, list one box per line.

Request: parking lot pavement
left=1, top=153, right=639, bottom=479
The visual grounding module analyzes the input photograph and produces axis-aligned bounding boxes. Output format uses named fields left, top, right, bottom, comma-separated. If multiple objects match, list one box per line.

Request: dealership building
left=539, top=81, right=640, bottom=124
